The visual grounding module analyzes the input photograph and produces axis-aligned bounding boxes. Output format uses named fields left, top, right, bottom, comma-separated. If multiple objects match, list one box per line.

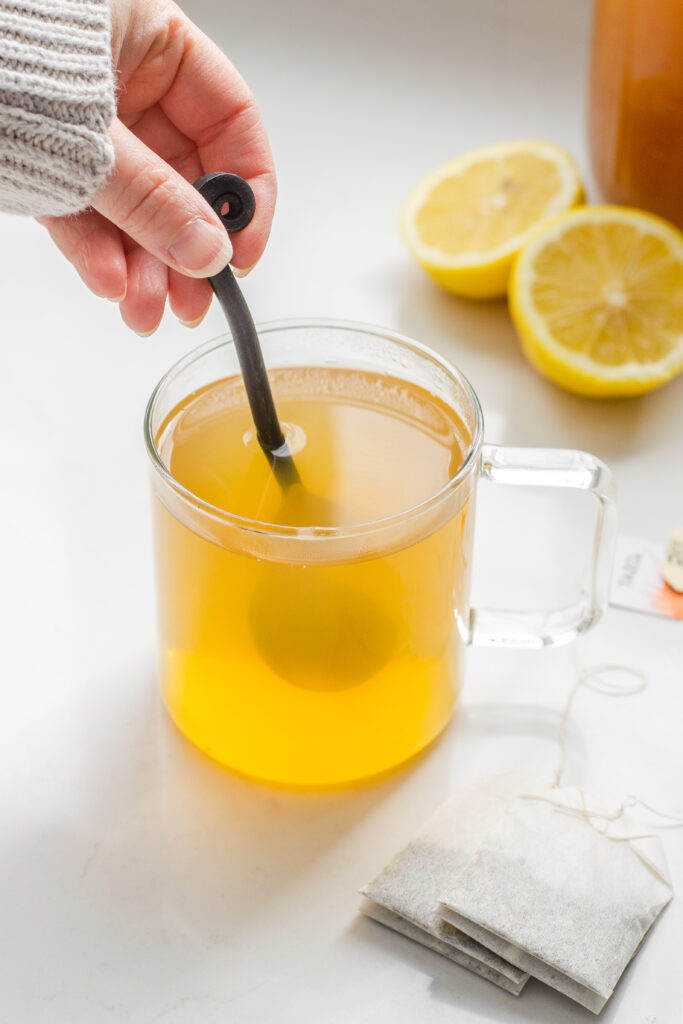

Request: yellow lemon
left=400, top=140, right=583, bottom=299
left=509, top=205, right=683, bottom=397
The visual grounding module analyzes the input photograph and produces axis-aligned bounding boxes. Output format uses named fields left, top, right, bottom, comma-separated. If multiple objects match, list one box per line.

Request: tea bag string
left=523, top=792, right=653, bottom=839
left=622, top=794, right=683, bottom=828
left=520, top=790, right=675, bottom=888
left=552, top=644, right=683, bottom=829
left=554, top=647, right=647, bottom=788
left=532, top=645, right=682, bottom=890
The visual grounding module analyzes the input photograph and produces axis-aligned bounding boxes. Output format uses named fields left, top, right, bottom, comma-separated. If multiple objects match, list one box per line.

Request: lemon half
left=509, top=205, right=683, bottom=397
left=400, top=140, right=583, bottom=299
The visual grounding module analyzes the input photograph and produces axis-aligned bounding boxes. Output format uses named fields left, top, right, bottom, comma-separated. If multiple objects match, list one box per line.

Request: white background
left=1, top=0, right=682, bottom=1021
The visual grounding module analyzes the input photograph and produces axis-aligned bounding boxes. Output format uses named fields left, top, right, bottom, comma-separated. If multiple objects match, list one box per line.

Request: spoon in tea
left=194, top=172, right=300, bottom=489
left=194, top=173, right=397, bottom=688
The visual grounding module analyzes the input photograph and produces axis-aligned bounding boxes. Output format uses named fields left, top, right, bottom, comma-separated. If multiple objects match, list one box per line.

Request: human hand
left=41, top=0, right=276, bottom=335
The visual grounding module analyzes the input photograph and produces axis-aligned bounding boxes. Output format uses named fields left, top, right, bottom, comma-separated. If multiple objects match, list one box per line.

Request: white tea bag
left=360, top=773, right=548, bottom=995
left=438, top=784, right=673, bottom=1014
left=359, top=896, right=525, bottom=993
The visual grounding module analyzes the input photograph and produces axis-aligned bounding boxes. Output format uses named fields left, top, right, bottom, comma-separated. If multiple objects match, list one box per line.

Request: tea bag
left=360, top=772, right=549, bottom=995
left=437, top=784, right=674, bottom=1013
left=359, top=897, right=526, bottom=993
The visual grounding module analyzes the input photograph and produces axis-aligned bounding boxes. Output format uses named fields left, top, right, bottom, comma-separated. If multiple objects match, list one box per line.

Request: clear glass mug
left=145, top=320, right=616, bottom=787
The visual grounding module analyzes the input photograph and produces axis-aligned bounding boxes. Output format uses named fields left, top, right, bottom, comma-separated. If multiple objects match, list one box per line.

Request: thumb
left=93, top=119, right=232, bottom=278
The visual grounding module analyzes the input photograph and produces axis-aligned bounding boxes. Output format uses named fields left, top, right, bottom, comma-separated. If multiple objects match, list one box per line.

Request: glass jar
left=589, top=0, right=683, bottom=228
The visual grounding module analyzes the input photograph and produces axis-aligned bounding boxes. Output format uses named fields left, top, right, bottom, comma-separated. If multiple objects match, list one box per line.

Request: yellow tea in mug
left=153, top=366, right=474, bottom=786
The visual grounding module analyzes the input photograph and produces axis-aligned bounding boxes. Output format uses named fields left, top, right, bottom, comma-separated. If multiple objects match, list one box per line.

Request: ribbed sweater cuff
left=0, top=0, right=115, bottom=217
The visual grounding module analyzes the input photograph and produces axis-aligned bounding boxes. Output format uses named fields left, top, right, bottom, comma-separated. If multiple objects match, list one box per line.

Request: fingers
left=42, top=4, right=277, bottom=327
left=120, top=241, right=213, bottom=335
left=168, top=269, right=213, bottom=326
left=40, top=199, right=210, bottom=333
left=158, top=14, right=276, bottom=271
left=40, top=210, right=127, bottom=301
left=119, top=242, right=169, bottom=336
left=92, top=119, right=233, bottom=279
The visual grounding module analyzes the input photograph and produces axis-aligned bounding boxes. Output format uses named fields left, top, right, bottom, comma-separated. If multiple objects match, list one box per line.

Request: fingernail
left=179, top=307, right=210, bottom=328
left=168, top=219, right=232, bottom=277
left=107, top=284, right=127, bottom=303
left=233, top=263, right=257, bottom=279
left=134, top=318, right=162, bottom=338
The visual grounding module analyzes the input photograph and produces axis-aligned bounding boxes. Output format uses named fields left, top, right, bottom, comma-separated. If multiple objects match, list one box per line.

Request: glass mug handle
left=469, top=444, right=617, bottom=648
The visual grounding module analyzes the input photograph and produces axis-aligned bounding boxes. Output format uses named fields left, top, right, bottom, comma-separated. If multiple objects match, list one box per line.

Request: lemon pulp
left=510, top=206, right=683, bottom=396
left=401, top=140, right=583, bottom=298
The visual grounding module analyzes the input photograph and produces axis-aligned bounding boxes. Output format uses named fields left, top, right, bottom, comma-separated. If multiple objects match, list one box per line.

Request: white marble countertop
left=1, top=0, right=681, bottom=1020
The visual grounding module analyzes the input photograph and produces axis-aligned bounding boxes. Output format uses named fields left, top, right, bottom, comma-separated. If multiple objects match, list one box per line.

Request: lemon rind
left=510, top=205, right=683, bottom=391
left=401, top=140, right=583, bottom=269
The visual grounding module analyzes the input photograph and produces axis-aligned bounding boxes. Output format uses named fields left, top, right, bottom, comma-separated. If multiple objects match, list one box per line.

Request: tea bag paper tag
left=663, top=526, right=683, bottom=593
left=610, top=534, right=683, bottom=619
left=437, top=784, right=674, bottom=1014
left=360, top=773, right=546, bottom=994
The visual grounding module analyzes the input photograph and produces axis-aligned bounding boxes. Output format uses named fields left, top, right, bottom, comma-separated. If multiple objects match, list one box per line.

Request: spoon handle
left=194, top=173, right=300, bottom=488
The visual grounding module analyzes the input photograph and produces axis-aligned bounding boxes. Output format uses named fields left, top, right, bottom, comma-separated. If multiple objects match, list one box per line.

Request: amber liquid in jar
left=589, top=0, right=683, bottom=228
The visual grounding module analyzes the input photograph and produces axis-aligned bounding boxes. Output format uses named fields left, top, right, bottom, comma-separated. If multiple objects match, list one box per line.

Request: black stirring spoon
left=194, top=172, right=299, bottom=489
left=193, top=173, right=397, bottom=689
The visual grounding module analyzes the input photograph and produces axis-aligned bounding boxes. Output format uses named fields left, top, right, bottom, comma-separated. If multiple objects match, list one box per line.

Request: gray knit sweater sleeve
left=0, top=0, right=115, bottom=217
